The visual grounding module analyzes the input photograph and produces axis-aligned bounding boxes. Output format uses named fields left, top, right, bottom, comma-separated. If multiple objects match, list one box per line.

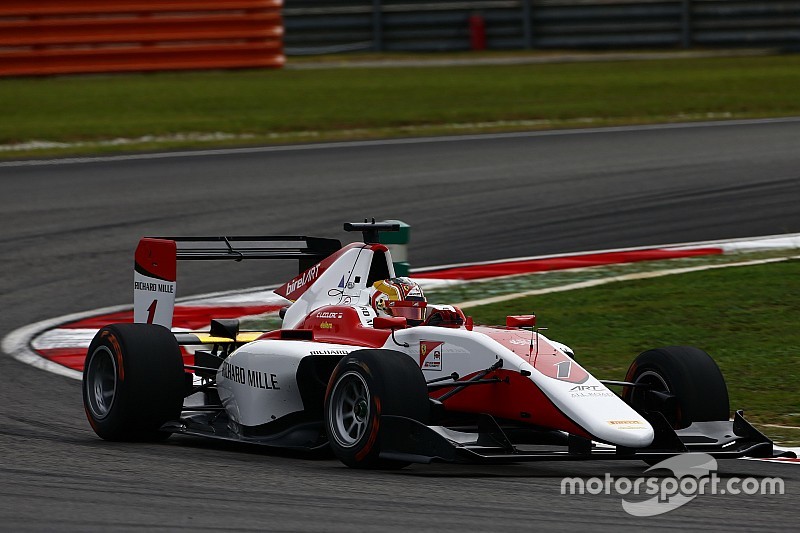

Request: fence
left=283, top=0, right=800, bottom=55
left=0, top=0, right=284, bottom=77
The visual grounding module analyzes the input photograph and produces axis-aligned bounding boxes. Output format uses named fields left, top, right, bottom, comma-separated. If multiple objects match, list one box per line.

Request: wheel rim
left=328, top=371, right=371, bottom=448
left=85, top=346, right=118, bottom=420
left=630, top=369, right=670, bottom=408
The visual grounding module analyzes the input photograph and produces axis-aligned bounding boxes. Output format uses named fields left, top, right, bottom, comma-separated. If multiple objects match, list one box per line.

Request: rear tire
left=623, top=346, right=729, bottom=429
left=324, top=349, right=429, bottom=469
left=82, top=323, right=185, bottom=441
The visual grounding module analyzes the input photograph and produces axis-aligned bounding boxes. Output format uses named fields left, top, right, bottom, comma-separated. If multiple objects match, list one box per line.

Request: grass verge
left=465, top=257, right=800, bottom=442
left=2, top=54, right=800, bottom=158
left=423, top=250, right=797, bottom=305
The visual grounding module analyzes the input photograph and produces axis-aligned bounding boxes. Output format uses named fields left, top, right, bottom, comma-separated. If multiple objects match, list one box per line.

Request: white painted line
left=31, top=329, right=99, bottom=350
left=287, top=49, right=774, bottom=70
left=454, top=255, right=800, bottom=308
left=2, top=117, right=800, bottom=168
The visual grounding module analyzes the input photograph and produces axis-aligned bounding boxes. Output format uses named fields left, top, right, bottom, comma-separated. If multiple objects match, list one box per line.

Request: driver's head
left=370, top=277, right=427, bottom=325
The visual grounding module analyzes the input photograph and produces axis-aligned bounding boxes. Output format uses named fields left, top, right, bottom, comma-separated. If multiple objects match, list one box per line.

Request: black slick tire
left=82, top=323, right=185, bottom=441
left=324, top=349, right=429, bottom=469
left=623, top=345, right=730, bottom=429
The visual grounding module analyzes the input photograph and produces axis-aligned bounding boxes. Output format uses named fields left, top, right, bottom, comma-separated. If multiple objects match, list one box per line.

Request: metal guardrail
left=283, top=0, right=800, bottom=55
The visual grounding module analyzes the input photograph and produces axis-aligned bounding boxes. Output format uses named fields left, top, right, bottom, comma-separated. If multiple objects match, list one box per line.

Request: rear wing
left=134, top=236, right=341, bottom=328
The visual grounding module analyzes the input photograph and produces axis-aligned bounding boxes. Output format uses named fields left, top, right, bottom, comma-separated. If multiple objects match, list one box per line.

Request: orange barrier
left=0, top=0, right=283, bottom=76
left=0, top=0, right=282, bottom=17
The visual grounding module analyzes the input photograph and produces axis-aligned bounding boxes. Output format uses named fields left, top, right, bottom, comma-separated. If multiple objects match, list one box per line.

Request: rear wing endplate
left=134, top=236, right=341, bottom=328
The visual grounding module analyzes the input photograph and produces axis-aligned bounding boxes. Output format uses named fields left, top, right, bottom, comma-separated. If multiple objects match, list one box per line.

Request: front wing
left=377, top=411, right=794, bottom=464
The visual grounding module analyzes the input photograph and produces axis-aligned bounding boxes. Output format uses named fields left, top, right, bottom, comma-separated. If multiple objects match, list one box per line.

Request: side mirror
left=506, top=315, right=536, bottom=328
left=373, top=316, right=408, bottom=330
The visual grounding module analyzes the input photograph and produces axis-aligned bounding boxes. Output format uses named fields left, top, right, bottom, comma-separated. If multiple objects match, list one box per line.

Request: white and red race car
left=83, top=222, right=786, bottom=468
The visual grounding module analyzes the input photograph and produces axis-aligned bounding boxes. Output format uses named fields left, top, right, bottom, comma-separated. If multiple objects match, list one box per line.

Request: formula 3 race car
left=82, top=221, right=790, bottom=468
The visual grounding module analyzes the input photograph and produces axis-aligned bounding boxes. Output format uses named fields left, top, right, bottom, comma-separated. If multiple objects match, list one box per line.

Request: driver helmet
left=370, top=277, right=427, bottom=325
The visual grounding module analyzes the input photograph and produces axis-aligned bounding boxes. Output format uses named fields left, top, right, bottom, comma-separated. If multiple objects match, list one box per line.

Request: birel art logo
left=285, top=263, right=322, bottom=295
left=560, top=453, right=785, bottom=516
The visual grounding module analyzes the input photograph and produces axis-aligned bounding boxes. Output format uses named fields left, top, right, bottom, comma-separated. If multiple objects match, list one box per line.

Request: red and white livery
left=82, top=222, right=791, bottom=468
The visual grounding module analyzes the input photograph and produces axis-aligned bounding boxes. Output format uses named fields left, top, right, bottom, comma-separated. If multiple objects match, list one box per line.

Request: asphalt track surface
left=1, top=119, right=799, bottom=531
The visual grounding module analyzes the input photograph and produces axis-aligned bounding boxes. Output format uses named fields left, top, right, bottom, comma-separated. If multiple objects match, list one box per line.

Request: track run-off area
left=1, top=119, right=799, bottom=530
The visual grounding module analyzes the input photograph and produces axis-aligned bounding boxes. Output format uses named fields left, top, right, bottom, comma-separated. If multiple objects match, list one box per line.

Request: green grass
left=466, top=259, right=800, bottom=439
left=424, top=250, right=797, bottom=306
left=2, top=54, right=800, bottom=157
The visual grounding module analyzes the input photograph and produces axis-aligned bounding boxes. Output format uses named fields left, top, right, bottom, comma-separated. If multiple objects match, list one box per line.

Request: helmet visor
left=387, top=300, right=427, bottom=322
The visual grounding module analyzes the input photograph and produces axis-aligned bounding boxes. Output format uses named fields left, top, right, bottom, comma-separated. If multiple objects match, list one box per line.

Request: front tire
left=83, top=323, right=185, bottom=441
left=623, top=346, right=729, bottom=429
left=324, top=349, right=429, bottom=469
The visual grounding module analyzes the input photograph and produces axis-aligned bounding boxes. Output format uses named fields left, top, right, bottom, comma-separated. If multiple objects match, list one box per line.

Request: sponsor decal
left=406, top=284, right=423, bottom=298
left=134, top=281, right=174, bottom=293
left=316, top=311, right=343, bottom=319
left=420, top=340, right=443, bottom=370
left=276, top=248, right=346, bottom=301
left=319, top=322, right=333, bottom=330
left=285, top=263, right=322, bottom=295
left=569, top=384, right=614, bottom=398
left=607, top=420, right=646, bottom=430
left=221, top=361, right=280, bottom=390
left=309, top=349, right=351, bottom=356
left=356, top=306, right=374, bottom=327
left=222, top=361, right=246, bottom=385
left=247, top=370, right=280, bottom=390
